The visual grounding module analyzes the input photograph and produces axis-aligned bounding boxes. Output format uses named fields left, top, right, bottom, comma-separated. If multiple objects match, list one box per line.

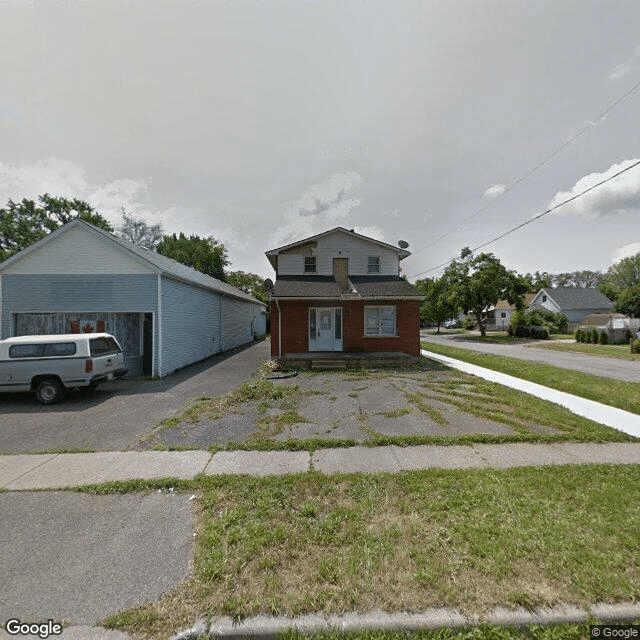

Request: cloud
left=0, top=156, right=198, bottom=233
left=609, top=42, right=640, bottom=80
left=548, top=158, right=640, bottom=217
left=611, top=242, right=640, bottom=264
left=269, top=172, right=364, bottom=247
left=484, top=183, right=506, bottom=197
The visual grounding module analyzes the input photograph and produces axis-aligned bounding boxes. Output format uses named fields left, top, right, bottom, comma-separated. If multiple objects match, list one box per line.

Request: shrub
left=507, top=325, right=514, bottom=336
left=599, top=330, right=608, bottom=345
left=632, top=338, right=640, bottom=354
left=575, top=328, right=583, bottom=343
left=462, top=317, right=476, bottom=330
left=625, top=329, right=633, bottom=343
left=590, top=327, right=599, bottom=343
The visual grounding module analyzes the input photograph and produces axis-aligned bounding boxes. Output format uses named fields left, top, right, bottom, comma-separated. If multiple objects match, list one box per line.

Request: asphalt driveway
left=422, top=331, right=640, bottom=383
left=0, top=340, right=270, bottom=454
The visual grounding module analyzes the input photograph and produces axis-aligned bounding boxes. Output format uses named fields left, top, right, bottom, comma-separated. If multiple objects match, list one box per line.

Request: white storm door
left=316, top=308, right=334, bottom=350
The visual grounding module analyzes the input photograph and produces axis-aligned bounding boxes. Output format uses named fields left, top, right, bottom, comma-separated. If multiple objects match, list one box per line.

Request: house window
left=304, top=256, right=317, bottom=273
left=367, top=256, right=380, bottom=273
left=364, top=306, right=396, bottom=336
left=500, top=312, right=507, bottom=319
left=542, top=294, right=547, bottom=302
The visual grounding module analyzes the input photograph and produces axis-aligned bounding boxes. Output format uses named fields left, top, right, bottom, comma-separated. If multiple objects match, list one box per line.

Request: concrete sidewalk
left=421, top=348, right=640, bottom=438
left=2, top=441, right=639, bottom=490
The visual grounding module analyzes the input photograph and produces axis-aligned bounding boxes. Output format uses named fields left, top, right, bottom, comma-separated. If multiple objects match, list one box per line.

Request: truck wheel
left=35, top=378, right=64, bottom=405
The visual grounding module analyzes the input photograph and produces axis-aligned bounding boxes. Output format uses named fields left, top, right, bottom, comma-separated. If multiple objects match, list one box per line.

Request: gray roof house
left=529, top=287, right=612, bottom=324
left=0, top=219, right=266, bottom=377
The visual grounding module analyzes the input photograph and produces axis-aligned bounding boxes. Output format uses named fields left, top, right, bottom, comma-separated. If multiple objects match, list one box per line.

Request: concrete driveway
left=0, top=340, right=269, bottom=454
left=421, top=331, right=640, bottom=383
left=0, top=490, right=193, bottom=625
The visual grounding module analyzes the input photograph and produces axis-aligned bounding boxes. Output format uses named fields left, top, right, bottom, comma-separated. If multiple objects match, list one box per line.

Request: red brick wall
left=271, top=299, right=420, bottom=357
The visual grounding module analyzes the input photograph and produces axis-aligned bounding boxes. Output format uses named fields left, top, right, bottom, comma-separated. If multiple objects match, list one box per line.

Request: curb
left=170, top=602, right=640, bottom=639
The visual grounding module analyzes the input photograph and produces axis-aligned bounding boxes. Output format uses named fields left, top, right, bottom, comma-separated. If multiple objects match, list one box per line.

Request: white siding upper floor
left=277, top=229, right=400, bottom=277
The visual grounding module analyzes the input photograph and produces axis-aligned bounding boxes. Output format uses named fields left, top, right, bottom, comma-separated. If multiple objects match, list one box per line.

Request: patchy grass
left=532, top=341, right=639, bottom=361
left=421, top=341, right=640, bottom=416
left=101, top=465, right=640, bottom=639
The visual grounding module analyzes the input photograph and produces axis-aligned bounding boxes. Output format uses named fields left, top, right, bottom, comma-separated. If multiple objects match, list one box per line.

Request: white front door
left=309, top=307, right=343, bottom=351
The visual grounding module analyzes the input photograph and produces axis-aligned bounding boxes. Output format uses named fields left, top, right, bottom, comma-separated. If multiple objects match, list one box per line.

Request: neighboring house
left=485, top=294, right=535, bottom=331
left=0, top=219, right=267, bottom=377
left=528, top=287, right=612, bottom=326
left=265, top=227, right=423, bottom=358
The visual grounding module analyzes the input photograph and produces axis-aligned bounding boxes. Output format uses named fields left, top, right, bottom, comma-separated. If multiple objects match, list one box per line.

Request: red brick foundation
left=271, top=299, right=420, bottom=357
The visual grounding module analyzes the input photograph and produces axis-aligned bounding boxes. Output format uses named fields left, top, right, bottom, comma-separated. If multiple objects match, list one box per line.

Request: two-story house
left=265, top=227, right=423, bottom=360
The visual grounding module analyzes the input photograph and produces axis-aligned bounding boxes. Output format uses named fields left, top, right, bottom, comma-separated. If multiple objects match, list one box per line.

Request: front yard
left=101, top=464, right=640, bottom=639
left=145, top=358, right=634, bottom=452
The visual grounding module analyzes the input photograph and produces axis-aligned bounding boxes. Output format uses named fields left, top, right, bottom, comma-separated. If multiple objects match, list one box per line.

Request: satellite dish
left=264, top=278, right=274, bottom=293
left=398, top=240, right=409, bottom=249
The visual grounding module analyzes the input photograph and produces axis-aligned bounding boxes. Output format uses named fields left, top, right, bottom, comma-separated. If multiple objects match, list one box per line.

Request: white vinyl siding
left=364, top=306, right=396, bottom=336
left=1, top=225, right=152, bottom=275
left=276, top=231, right=400, bottom=276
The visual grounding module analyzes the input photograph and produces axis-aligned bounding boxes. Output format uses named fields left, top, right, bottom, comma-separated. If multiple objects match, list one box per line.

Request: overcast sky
left=1, top=0, right=639, bottom=281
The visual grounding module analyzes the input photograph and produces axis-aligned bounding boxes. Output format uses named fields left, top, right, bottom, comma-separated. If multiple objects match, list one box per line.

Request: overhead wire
left=408, top=158, right=640, bottom=279
left=408, top=75, right=640, bottom=257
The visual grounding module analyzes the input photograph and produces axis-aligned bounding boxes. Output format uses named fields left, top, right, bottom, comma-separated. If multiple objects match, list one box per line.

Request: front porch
left=276, top=351, right=420, bottom=370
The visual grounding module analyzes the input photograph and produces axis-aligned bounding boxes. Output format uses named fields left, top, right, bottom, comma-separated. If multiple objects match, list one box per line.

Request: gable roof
left=535, top=287, right=612, bottom=310
left=0, top=218, right=265, bottom=306
left=265, top=227, right=411, bottom=270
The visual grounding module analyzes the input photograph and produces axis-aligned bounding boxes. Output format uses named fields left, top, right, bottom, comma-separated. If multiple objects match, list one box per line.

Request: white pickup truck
left=0, top=333, right=128, bottom=404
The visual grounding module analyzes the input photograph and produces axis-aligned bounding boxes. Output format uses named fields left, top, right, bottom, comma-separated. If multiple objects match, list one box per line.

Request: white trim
left=157, top=274, right=162, bottom=377
left=151, top=311, right=156, bottom=377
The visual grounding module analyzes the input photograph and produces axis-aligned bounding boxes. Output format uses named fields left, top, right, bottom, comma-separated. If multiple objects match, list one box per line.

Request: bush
left=632, top=338, right=640, bottom=354
left=625, top=329, right=633, bottom=343
left=575, top=328, right=583, bottom=343
left=599, top=330, right=608, bottom=345
left=462, top=317, right=476, bottom=330
left=507, top=325, right=514, bottom=336
left=590, top=327, right=599, bottom=343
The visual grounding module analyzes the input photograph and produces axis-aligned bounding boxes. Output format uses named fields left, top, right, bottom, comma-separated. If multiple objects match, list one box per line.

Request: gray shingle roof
left=349, top=275, right=421, bottom=297
left=271, top=275, right=421, bottom=299
left=539, top=287, right=612, bottom=310
left=272, top=276, right=342, bottom=297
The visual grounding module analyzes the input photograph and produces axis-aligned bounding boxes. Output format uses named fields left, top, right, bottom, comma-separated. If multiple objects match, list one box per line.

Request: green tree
left=599, top=252, right=640, bottom=317
left=118, top=209, right=164, bottom=249
left=225, top=270, right=268, bottom=304
left=445, top=247, right=524, bottom=336
left=415, top=276, right=458, bottom=333
left=0, top=194, right=113, bottom=261
left=550, top=270, right=602, bottom=288
left=520, top=271, right=551, bottom=292
left=156, top=232, right=229, bottom=279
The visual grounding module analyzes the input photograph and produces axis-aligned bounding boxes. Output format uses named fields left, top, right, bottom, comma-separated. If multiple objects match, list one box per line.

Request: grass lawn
left=531, top=341, right=638, bottom=361
left=99, top=465, right=640, bottom=639
left=421, top=341, right=640, bottom=417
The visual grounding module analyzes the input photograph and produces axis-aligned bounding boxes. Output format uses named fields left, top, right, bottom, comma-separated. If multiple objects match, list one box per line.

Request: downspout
left=275, top=297, right=282, bottom=358
left=219, top=294, right=223, bottom=352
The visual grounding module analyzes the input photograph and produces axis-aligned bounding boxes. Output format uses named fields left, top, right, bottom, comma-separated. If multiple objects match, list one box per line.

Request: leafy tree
left=0, top=194, right=113, bottom=261
left=550, top=270, right=602, bottom=288
left=445, top=247, right=524, bottom=336
left=225, top=270, right=268, bottom=304
left=520, top=271, right=551, bottom=292
left=118, top=209, right=164, bottom=249
left=415, top=276, right=458, bottom=333
left=599, top=252, right=640, bottom=317
left=156, top=232, right=229, bottom=279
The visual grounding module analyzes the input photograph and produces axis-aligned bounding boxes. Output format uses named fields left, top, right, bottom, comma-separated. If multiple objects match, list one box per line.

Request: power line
left=409, top=158, right=640, bottom=279
left=409, top=75, right=640, bottom=257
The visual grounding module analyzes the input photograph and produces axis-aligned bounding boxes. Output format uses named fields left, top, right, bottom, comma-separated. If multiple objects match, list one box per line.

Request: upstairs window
left=542, top=294, right=547, bottom=302
left=367, top=256, right=380, bottom=273
left=304, top=256, right=317, bottom=273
